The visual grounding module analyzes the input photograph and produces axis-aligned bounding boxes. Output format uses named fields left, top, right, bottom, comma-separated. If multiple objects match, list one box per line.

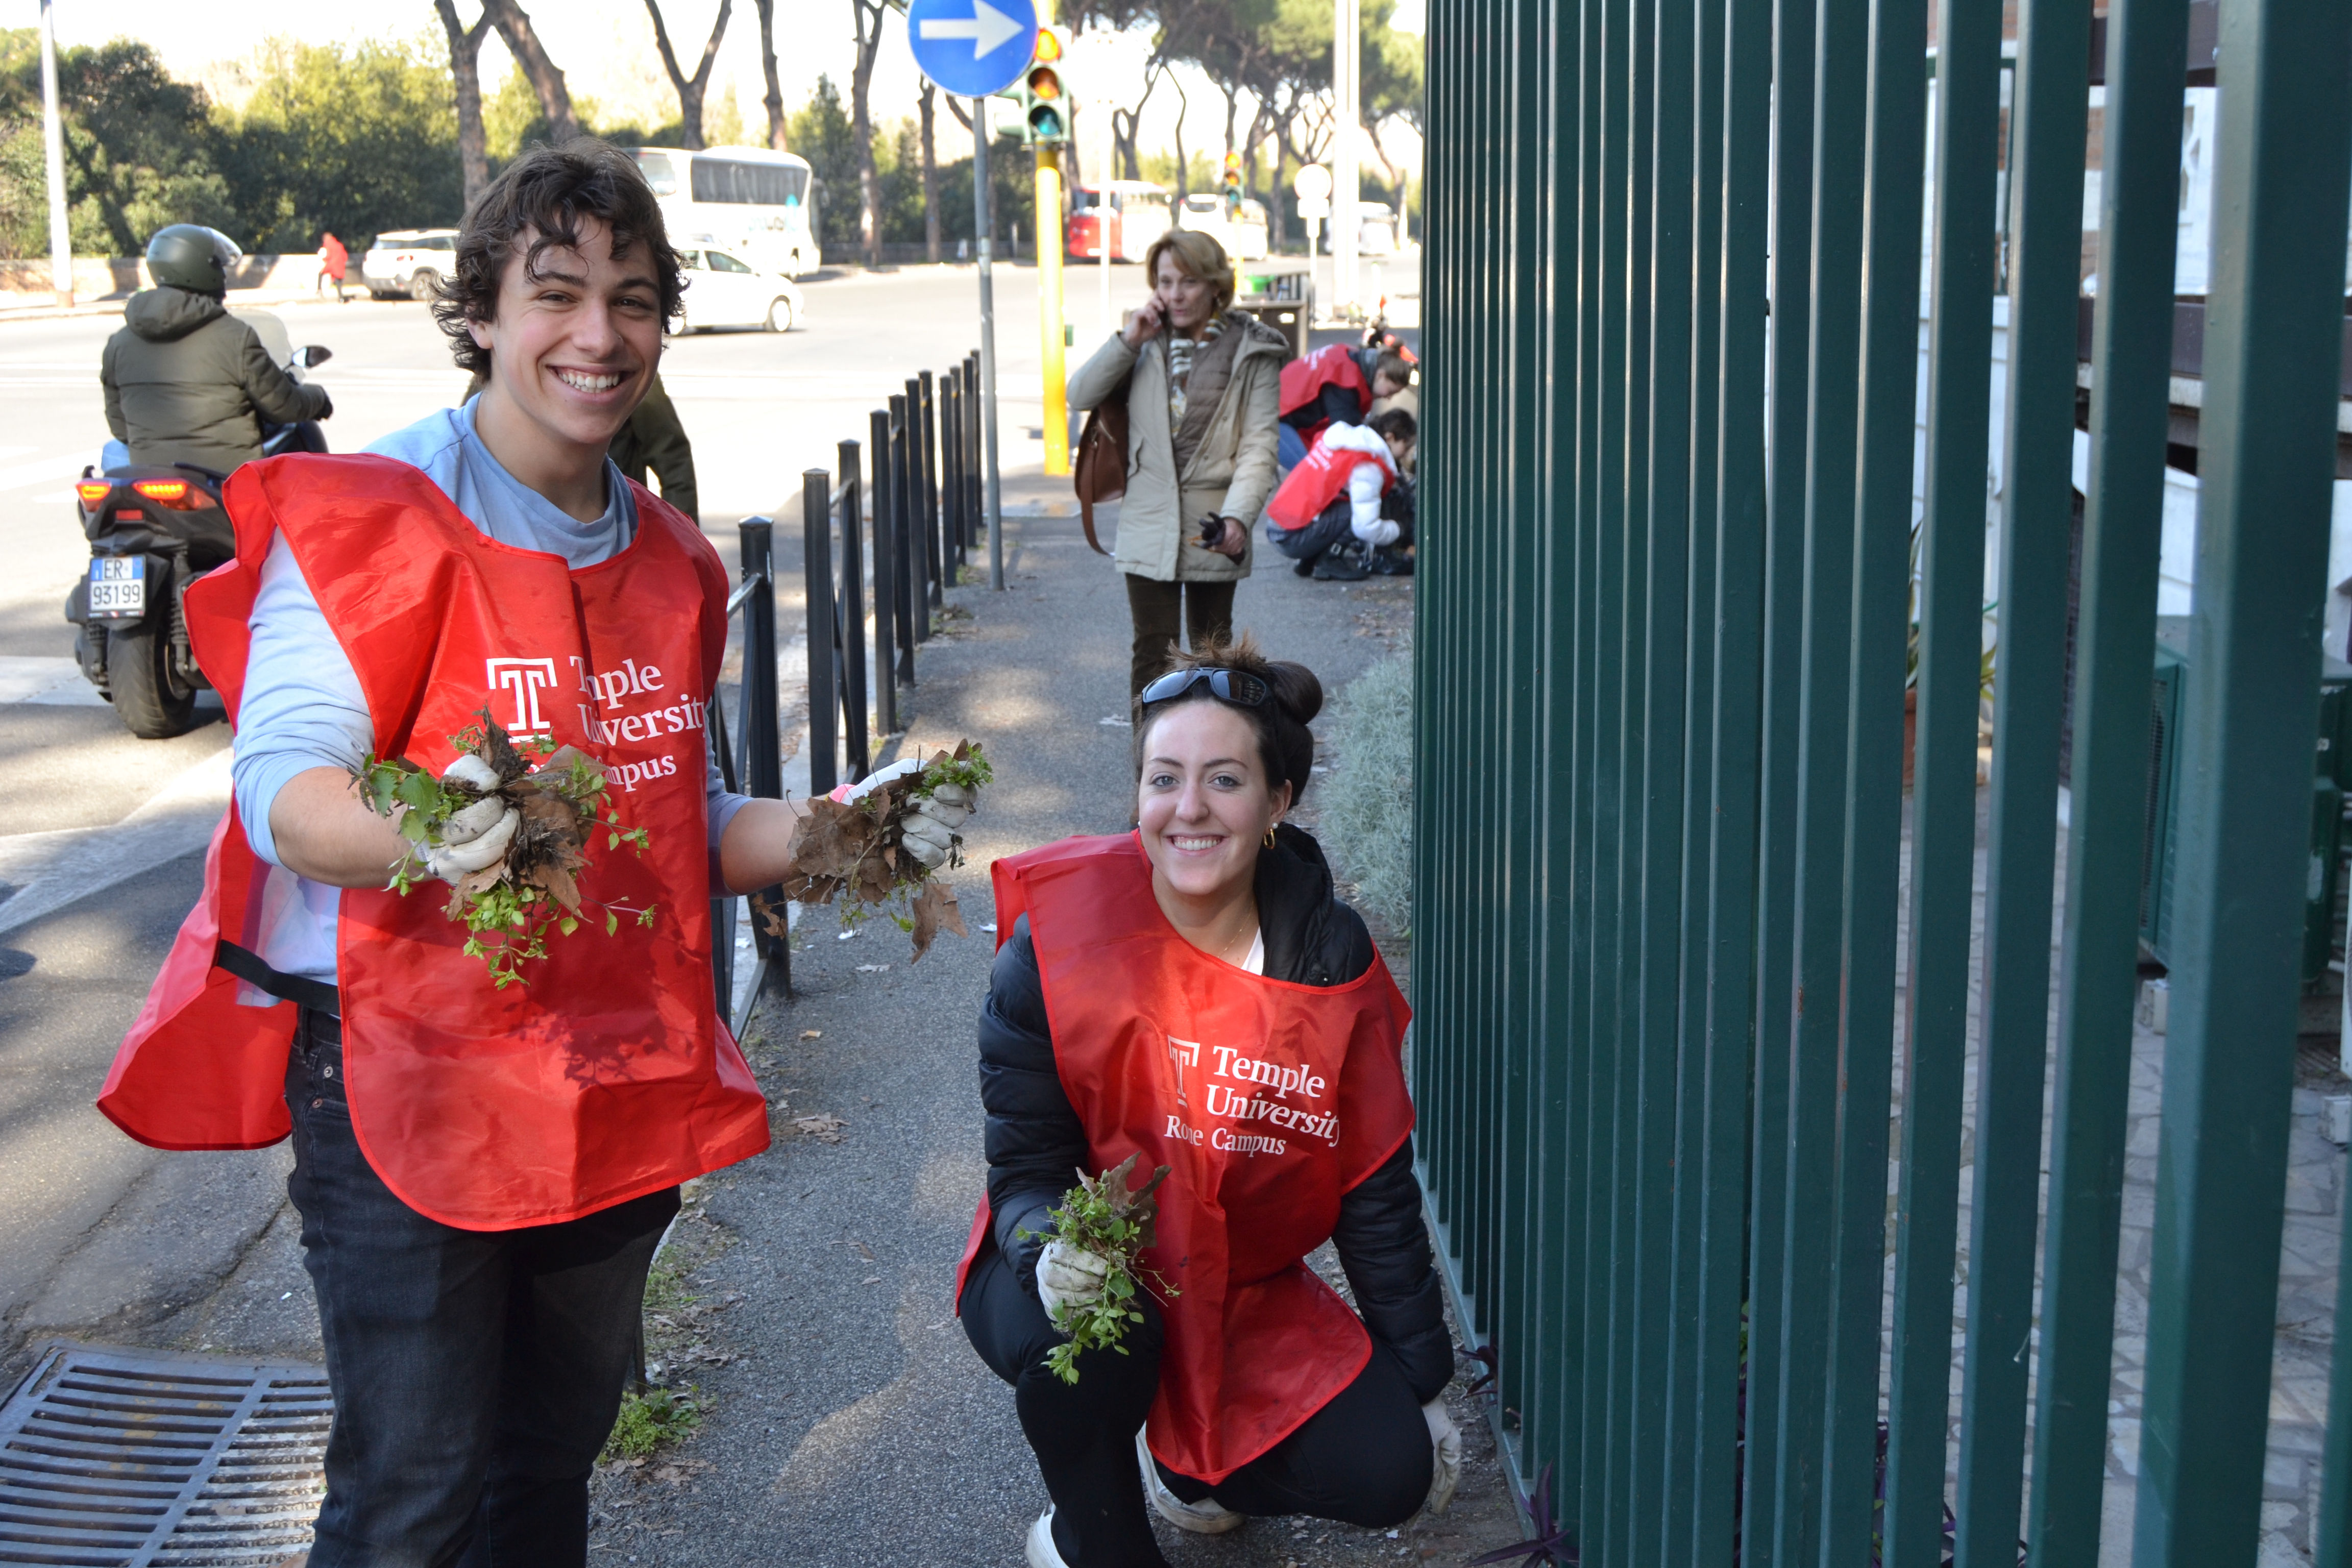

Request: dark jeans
left=1123, top=574, right=1237, bottom=702
left=1264, top=500, right=1357, bottom=565
left=961, top=1238, right=1432, bottom=1568
left=286, top=1010, right=678, bottom=1568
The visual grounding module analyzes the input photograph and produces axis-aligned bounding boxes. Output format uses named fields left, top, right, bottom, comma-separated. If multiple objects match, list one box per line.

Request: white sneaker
left=1136, top=1427, right=1245, bottom=1534
left=1026, top=1507, right=1069, bottom=1568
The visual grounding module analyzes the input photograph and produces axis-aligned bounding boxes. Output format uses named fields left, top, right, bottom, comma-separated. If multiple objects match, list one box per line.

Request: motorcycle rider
left=101, top=225, right=333, bottom=476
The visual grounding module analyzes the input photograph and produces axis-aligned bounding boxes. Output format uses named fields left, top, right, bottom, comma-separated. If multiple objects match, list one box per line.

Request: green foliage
left=786, top=76, right=864, bottom=258
left=358, top=720, right=655, bottom=991
left=0, top=29, right=461, bottom=259
left=601, top=1387, right=700, bottom=1461
left=910, top=744, right=995, bottom=800
left=1318, top=652, right=1416, bottom=937
left=1018, top=1156, right=1174, bottom=1384
left=0, top=33, right=236, bottom=260
left=217, top=35, right=463, bottom=252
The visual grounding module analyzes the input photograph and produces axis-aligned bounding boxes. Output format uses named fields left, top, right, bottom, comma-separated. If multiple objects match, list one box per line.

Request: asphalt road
left=0, top=261, right=1062, bottom=1387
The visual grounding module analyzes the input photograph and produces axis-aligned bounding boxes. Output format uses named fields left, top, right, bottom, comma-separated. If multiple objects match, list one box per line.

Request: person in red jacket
left=100, top=143, right=973, bottom=1568
left=1262, top=409, right=1416, bottom=580
left=314, top=232, right=348, bottom=304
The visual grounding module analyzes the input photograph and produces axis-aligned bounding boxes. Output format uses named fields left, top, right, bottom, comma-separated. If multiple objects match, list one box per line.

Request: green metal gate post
left=2129, top=0, right=2352, bottom=1554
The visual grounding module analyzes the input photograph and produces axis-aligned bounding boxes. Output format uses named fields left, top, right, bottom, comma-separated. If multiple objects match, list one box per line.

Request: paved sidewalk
left=585, top=476, right=1526, bottom=1566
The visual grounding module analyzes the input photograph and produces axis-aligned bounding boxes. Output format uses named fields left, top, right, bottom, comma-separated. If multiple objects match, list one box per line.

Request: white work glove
left=417, top=754, right=519, bottom=883
left=828, top=756, right=921, bottom=805
left=1422, top=1398, right=1461, bottom=1516
left=1035, top=1238, right=1112, bottom=1326
left=898, top=781, right=976, bottom=870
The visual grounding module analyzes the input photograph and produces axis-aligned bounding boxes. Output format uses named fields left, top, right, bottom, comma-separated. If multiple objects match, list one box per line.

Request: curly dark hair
left=1133, top=632, right=1325, bottom=806
left=431, top=139, right=683, bottom=377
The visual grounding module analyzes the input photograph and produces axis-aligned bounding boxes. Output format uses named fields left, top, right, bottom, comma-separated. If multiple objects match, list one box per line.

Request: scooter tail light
left=132, top=479, right=190, bottom=503
left=76, top=480, right=113, bottom=507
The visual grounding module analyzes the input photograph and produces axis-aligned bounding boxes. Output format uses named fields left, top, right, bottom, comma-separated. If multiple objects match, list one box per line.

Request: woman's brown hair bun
left=1135, top=632, right=1322, bottom=804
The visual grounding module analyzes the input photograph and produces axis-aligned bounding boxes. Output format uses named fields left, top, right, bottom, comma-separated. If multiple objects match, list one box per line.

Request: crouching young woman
left=956, top=637, right=1460, bottom=1568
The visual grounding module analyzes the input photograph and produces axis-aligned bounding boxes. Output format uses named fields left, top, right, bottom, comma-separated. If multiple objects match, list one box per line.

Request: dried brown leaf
left=907, top=879, right=968, bottom=963
left=790, top=1113, right=848, bottom=1144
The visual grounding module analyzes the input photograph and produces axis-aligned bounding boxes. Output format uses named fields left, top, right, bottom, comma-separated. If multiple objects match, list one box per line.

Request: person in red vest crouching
left=959, top=638, right=1459, bottom=1568
left=1262, top=408, right=1417, bottom=582
left=94, top=141, right=972, bottom=1568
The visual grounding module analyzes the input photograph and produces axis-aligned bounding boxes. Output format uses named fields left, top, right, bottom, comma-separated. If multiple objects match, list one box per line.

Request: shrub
left=1318, top=652, right=1415, bottom=937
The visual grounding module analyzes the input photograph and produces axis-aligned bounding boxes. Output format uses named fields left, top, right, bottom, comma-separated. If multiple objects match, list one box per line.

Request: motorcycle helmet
left=144, top=225, right=242, bottom=296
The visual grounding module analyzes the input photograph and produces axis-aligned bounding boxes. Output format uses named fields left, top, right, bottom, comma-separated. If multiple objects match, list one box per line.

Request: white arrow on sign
left=918, top=0, right=1024, bottom=59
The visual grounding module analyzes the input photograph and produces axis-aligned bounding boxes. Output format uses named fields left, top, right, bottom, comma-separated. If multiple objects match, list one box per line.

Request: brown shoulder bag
left=1072, top=376, right=1132, bottom=556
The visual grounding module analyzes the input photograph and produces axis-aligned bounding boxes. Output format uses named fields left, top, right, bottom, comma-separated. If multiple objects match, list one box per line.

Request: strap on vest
left=214, top=939, right=341, bottom=1017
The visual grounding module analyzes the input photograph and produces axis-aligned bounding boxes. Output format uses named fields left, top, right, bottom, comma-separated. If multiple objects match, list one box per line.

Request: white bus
left=627, top=146, right=822, bottom=278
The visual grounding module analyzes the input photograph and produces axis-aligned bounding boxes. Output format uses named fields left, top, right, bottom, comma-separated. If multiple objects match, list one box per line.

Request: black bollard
left=836, top=437, right=871, bottom=779
left=800, top=469, right=837, bottom=799
left=890, top=393, right=922, bottom=665
left=917, top=371, right=943, bottom=610
left=868, top=408, right=900, bottom=732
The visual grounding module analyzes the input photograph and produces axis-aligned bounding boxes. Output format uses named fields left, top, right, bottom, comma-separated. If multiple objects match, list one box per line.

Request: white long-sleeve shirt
left=228, top=400, right=749, bottom=995
left=1320, top=423, right=1402, bottom=546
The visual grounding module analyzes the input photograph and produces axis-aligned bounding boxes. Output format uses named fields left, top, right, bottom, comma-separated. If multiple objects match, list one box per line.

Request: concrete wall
left=0, top=254, right=323, bottom=303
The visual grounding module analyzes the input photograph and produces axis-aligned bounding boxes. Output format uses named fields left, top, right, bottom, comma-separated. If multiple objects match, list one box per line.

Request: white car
left=674, top=243, right=804, bottom=334
left=362, top=229, right=459, bottom=301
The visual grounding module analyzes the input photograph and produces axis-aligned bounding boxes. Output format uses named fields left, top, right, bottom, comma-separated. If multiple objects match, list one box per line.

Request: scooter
left=65, top=321, right=331, bottom=739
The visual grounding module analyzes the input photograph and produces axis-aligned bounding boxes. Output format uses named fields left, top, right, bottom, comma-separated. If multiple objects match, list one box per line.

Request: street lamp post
left=38, top=0, right=73, bottom=308
left=1331, top=0, right=1359, bottom=317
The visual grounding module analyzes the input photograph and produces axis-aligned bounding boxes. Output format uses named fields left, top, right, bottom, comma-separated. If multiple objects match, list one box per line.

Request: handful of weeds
left=355, top=712, right=654, bottom=989
left=1019, top=1154, right=1177, bottom=1384
left=762, top=741, right=993, bottom=962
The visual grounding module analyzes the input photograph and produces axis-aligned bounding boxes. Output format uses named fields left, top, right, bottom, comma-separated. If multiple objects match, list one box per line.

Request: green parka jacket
left=100, top=288, right=331, bottom=475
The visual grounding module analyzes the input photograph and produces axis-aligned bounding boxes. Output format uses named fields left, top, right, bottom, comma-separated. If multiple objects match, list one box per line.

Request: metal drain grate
left=0, top=1341, right=331, bottom=1566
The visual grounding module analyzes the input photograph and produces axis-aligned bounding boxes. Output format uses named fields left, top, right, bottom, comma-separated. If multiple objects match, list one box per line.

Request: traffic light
left=1221, top=152, right=1243, bottom=216
left=1022, top=28, right=1069, bottom=144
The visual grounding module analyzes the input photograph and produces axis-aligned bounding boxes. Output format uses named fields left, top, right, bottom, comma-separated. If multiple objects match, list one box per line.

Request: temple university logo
left=485, top=657, right=558, bottom=736
left=1166, top=1036, right=1201, bottom=1107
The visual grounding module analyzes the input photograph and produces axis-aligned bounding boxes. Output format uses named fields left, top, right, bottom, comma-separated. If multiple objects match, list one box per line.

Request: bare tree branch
left=752, top=0, right=788, bottom=149
left=848, top=0, right=888, bottom=264
left=643, top=0, right=734, bottom=151
left=478, top=0, right=580, bottom=144
left=433, top=0, right=496, bottom=207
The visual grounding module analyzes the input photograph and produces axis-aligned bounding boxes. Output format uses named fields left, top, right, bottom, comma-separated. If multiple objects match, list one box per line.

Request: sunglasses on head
left=1139, top=666, right=1271, bottom=708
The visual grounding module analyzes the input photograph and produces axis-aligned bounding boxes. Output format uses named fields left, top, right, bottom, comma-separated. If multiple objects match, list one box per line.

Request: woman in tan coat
left=1067, top=229, right=1288, bottom=699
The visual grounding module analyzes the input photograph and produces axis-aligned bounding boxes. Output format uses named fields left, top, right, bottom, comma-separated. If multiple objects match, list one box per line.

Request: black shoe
left=1312, top=541, right=1372, bottom=581
left=1293, top=553, right=1317, bottom=577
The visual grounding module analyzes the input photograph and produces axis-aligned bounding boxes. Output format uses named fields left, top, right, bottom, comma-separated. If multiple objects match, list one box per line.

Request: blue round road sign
left=907, top=0, right=1039, bottom=100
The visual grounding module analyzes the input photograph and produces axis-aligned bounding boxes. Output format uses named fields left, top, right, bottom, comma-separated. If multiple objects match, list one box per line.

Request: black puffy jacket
left=101, top=288, right=331, bottom=475
left=975, top=825, right=1453, bottom=1403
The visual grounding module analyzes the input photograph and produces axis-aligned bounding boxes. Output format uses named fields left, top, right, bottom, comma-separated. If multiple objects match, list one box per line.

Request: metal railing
left=1415, top=0, right=2352, bottom=1564
left=799, top=349, right=987, bottom=793
left=706, top=517, right=790, bottom=1028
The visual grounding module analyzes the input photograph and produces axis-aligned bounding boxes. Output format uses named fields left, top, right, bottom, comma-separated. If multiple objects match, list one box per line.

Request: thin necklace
left=1219, top=914, right=1258, bottom=963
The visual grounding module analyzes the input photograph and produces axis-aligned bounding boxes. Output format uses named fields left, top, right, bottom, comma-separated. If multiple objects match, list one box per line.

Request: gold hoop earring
left=1264, top=826, right=1279, bottom=848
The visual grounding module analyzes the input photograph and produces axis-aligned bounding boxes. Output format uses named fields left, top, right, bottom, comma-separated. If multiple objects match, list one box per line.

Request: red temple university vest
left=96, top=453, right=770, bottom=1230
left=965, top=835, right=1414, bottom=1483
left=1264, top=429, right=1396, bottom=533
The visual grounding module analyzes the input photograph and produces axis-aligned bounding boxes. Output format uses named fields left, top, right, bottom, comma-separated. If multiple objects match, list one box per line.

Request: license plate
left=88, top=556, right=145, bottom=619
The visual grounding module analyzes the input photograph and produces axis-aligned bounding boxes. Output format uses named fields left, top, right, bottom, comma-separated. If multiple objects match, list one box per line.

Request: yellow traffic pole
left=1037, top=145, right=1070, bottom=476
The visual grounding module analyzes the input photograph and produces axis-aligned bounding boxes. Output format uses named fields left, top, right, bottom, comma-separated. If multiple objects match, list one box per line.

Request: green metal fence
left=1411, top=0, right=2352, bottom=1558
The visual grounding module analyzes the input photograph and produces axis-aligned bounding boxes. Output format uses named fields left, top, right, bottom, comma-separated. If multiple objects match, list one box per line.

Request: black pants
left=1123, top=574, right=1237, bottom=702
left=1264, top=501, right=1357, bottom=566
left=286, top=1010, right=678, bottom=1568
left=961, top=1239, right=1432, bottom=1568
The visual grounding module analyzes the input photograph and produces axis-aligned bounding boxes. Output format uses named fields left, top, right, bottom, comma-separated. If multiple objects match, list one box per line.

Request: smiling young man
left=94, top=142, right=949, bottom=1568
